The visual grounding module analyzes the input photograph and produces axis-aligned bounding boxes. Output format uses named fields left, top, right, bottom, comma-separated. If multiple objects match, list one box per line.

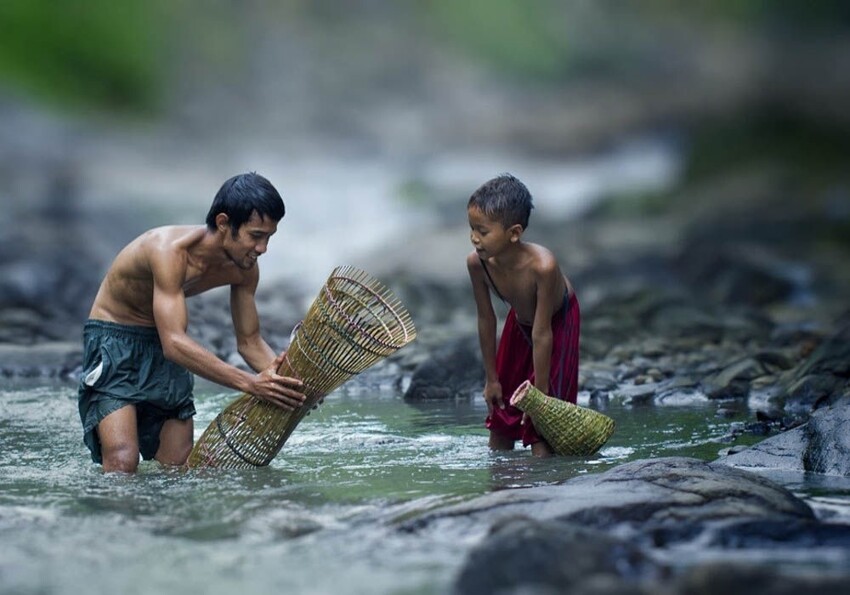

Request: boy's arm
left=149, top=247, right=304, bottom=410
left=530, top=260, right=561, bottom=395
left=467, top=253, right=503, bottom=411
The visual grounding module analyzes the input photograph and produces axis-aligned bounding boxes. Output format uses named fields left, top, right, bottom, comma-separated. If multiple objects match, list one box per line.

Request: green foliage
left=644, top=0, right=850, bottom=32
left=585, top=190, right=675, bottom=220
left=424, top=0, right=570, bottom=80
left=0, top=0, right=167, bottom=112
left=684, top=115, right=850, bottom=183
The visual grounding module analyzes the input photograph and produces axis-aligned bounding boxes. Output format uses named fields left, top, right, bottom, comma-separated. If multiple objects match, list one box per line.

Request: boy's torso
left=482, top=247, right=571, bottom=326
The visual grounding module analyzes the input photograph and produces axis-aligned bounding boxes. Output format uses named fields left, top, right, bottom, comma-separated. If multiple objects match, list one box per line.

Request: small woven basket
left=187, top=265, right=416, bottom=469
left=509, top=380, right=615, bottom=456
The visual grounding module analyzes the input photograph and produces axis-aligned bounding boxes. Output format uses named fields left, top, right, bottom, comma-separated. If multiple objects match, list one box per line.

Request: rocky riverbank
left=3, top=146, right=850, bottom=595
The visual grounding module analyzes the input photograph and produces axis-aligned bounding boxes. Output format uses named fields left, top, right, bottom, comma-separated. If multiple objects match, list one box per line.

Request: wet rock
left=773, top=321, right=850, bottom=414
left=803, top=396, right=850, bottom=476
left=417, top=458, right=850, bottom=594
left=717, top=397, right=850, bottom=476
left=0, top=342, right=82, bottom=379
left=701, top=354, right=790, bottom=400
left=452, top=517, right=662, bottom=595
left=782, top=374, right=845, bottom=414
left=705, top=517, right=850, bottom=549
left=614, top=384, right=658, bottom=405
left=403, top=458, right=814, bottom=543
left=715, top=425, right=808, bottom=473
left=403, top=334, right=483, bottom=400
left=670, top=561, right=850, bottom=595
left=676, top=242, right=803, bottom=307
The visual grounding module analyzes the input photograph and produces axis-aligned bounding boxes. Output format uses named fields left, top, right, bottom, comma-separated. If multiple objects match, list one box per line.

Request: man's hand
left=483, top=380, right=504, bottom=414
left=250, top=351, right=306, bottom=410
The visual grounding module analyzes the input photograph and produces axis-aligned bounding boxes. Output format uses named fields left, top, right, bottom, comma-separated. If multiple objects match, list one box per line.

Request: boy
left=77, top=172, right=305, bottom=473
left=466, top=174, right=580, bottom=457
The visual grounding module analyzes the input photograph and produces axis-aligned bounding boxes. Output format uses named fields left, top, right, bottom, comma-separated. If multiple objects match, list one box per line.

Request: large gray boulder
left=403, top=458, right=814, bottom=545
left=717, top=396, right=850, bottom=476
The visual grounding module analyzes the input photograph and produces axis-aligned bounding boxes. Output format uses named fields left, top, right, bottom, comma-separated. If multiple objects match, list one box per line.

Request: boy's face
left=468, top=206, right=519, bottom=259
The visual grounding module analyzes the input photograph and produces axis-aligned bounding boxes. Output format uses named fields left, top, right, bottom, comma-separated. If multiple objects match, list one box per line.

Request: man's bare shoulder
left=134, top=225, right=205, bottom=253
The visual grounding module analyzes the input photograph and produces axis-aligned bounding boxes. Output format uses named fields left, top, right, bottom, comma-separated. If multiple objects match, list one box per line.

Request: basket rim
left=323, top=274, right=415, bottom=349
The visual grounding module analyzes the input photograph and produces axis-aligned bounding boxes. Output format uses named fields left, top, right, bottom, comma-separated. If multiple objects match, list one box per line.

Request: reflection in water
left=1, top=380, right=848, bottom=594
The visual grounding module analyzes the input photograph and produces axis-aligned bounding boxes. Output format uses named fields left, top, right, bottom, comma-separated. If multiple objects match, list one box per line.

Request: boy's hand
left=483, top=381, right=504, bottom=414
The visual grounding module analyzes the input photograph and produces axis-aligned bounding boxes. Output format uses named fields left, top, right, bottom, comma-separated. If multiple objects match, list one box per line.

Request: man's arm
left=149, top=246, right=304, bottom=409
left=230, top=275, right=277, bottom=373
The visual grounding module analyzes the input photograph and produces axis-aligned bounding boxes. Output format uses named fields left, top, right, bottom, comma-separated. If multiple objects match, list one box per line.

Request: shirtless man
left=77, top=172, right=305, bottom=473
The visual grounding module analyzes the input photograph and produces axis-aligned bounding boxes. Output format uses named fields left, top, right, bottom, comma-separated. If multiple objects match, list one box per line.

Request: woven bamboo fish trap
left=187, top=265, right=416, bottom=469
left=509, top=380, right=615, bottom=456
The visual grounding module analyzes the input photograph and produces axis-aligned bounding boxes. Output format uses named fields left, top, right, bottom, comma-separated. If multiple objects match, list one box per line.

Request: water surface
left=0, top=378, right=845, bottom=595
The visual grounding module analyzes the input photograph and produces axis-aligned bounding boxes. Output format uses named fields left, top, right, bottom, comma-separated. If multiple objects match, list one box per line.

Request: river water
left=3, top=375, right=831, bottom=595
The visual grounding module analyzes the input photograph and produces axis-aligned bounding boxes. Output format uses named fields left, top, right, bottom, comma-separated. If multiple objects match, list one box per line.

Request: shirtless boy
left=77, top=172, right=305, bottom=472
left=466, top=174, right=580, bottom=457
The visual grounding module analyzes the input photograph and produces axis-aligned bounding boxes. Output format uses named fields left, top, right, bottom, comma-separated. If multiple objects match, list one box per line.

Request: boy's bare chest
left=485, top=267, right=538, bottom=322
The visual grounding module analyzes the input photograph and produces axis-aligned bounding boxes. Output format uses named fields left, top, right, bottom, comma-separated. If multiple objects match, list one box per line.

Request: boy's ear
left=508, top=224, right=524, bottom=242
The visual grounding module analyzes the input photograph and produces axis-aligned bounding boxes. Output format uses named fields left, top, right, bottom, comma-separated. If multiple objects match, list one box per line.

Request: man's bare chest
left=182, top=268, right=242, bottom=297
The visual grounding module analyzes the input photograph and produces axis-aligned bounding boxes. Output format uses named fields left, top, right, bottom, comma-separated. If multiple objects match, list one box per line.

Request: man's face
left=224, top=211, right=278, bottom=269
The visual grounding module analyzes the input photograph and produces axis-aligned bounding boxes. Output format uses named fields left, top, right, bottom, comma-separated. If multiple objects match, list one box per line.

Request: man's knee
left=102, top=442, right=140, bottom=473
left=156, top=440, right=192, bottom=467
left=156, top=419, right=194, bottom=466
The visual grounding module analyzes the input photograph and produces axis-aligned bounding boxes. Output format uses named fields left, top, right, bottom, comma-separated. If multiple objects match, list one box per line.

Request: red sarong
left=485, top=293, right=580, bottom=446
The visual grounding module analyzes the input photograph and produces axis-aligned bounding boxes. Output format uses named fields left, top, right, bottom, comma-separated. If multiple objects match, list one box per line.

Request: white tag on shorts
left=84, top=361, right=104, bottom=387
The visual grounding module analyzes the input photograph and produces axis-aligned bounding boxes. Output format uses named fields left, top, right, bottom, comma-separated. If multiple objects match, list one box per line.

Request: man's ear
left=509, top=224, right=524, bottom=243
left=214, top=213, right=229, bottom=233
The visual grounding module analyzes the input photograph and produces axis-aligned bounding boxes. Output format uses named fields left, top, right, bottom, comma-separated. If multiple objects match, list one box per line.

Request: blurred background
left=1, top=0, right=849, bottom=344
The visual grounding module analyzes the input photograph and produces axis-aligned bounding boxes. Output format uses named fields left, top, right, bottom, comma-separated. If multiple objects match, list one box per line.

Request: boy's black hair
left=205, top=172, right=285, bottom=236
left=467, top=173, right=534, bottom=229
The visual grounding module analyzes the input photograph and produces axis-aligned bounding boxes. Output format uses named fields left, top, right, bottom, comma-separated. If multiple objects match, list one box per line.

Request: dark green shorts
left=77, top=320, right=195, bottom=464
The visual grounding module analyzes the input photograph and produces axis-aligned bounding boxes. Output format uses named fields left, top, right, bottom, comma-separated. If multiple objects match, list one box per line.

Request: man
left=77, top=172, right=305, bottom=473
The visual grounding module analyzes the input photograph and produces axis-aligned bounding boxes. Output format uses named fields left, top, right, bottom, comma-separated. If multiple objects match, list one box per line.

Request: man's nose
left=256, top=240, right=269, bottom=254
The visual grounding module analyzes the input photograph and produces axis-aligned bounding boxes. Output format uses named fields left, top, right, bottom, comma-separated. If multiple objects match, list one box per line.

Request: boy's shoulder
left=523, top=241, right=560, bottom=270
left=465, top=249, right=485, bottom=269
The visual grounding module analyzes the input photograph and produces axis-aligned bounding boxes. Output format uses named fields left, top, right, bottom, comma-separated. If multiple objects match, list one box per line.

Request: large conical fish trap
left=187, top=266, right=416, bottom=469
left=509, top=380, right=615, bottom=456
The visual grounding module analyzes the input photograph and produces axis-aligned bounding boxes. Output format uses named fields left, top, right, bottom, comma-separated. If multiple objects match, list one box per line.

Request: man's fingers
left=281, top=374, right=304, bottom=389
left=266, top=394, right=302, bottom=411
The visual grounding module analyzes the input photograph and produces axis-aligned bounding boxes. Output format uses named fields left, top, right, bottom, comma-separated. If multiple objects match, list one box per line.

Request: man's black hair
left=205, top=172, right=285, bottom=235
left=467, top=173, right=534, bottom=229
